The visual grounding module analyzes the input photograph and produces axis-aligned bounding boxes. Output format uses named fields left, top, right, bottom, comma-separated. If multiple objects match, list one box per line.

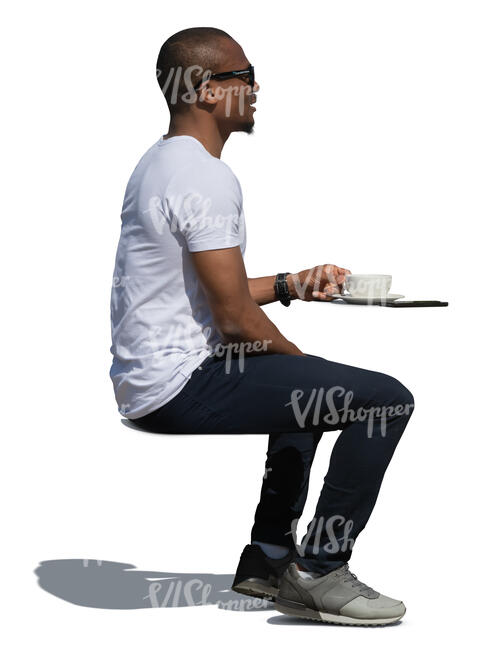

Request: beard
left=240, top=119, right=255, bottom=134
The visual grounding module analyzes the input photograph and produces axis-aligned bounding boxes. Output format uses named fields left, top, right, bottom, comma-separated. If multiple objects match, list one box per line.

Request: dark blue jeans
left=132, top=351, right=415, bottom=574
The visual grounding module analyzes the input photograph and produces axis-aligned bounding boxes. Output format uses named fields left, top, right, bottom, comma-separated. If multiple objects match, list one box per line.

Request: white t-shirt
left=109, top=135, right=247, bottom=419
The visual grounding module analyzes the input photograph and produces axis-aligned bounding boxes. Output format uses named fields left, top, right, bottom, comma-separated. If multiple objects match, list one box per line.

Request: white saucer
left=332, top=293, right=405, bottom=305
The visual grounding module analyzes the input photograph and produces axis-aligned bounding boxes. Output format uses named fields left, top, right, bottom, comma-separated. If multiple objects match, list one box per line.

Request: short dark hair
left=156, top=27, right=233, bottom=112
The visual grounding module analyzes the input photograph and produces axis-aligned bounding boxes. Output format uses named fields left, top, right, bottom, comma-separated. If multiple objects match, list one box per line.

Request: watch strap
left=274, top=272, right=292, bottom=307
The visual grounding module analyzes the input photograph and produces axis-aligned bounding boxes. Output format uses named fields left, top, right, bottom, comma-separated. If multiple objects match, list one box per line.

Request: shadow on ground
left=34, top=559, right=274, bottom=611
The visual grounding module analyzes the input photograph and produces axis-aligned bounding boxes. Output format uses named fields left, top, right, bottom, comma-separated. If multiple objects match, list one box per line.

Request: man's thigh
left=180, top=352, right=409, bottom=435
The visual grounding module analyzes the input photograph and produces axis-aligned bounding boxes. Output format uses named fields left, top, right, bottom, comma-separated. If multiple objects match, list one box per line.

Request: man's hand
left=288, top=264, right=352, bottom=302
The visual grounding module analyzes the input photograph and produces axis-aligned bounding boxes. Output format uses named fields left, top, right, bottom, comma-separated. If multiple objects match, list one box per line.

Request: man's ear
left=198, top=82, right=218, bottom=105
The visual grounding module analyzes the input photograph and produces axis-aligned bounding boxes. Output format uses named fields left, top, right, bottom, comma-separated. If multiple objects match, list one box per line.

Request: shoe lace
left=339, top=564, right=378, bottom=597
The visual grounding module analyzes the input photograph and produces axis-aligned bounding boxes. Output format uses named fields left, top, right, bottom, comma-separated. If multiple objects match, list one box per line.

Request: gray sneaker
left=275, top=562, right=406, bottom=626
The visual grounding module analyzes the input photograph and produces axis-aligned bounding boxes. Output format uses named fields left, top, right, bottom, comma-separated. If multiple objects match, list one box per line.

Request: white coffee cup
left=344, top=274, right=392, bottom=298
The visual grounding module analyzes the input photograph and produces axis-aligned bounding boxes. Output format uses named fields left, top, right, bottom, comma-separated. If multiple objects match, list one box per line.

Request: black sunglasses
left=194, top=64, right=255, bottom=92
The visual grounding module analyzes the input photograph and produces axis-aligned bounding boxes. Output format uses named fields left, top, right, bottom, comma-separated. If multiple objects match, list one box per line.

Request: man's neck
left=163, top=120, right=228, bottom=159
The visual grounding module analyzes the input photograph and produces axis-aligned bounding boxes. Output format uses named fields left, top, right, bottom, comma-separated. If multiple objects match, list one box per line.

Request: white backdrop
left=2, top=1, right=499, bottom=648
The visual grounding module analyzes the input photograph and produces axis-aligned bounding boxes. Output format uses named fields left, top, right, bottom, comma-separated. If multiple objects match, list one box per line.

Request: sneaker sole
left=232, top=578, right=279, bottom=601
left=275, top=596, right=405, bottom=626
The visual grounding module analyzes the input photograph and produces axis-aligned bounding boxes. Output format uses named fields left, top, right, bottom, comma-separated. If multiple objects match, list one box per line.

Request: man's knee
left=377, top=374, right=415, bottom=414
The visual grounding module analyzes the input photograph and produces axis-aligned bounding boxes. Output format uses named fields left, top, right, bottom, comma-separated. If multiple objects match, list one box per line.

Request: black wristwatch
left=274, top=272, right=294, bottom=307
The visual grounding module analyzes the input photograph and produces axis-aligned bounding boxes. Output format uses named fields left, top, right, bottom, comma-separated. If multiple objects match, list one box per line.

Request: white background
left=2, top=1, right=499, bottom=648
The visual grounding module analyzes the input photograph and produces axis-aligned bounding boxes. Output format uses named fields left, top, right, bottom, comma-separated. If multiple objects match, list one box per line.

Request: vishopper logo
left=144, top=192, right=241, bottom=241
left=82, top=559, right=103, bottom=567
left=285, top=386, right=413, bottom=438
left=156, top=64, right=253, bottom=117
left=207, top=339, right=273, bottom=374
left=133, top=319, right=272, bottom=374
left=218, top=597, right=270, bottom=611
left=144, top=578, right=271, bottom=610
left=115, top=316, right=272, bottom=376
left=286, top=516, right=355, bottom=557
left=144, top=195, right=165, bottom=235
left=156, top=64, right=204, bottom=106
left=291, top=265, right=346, bottom=301
left=119, top=322, right=209, bottom=365
left=145, top=578, right=211, bottom=607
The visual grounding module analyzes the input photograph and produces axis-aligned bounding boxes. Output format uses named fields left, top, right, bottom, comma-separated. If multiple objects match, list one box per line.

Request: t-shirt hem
left=187, top=238, right=242, bottom=253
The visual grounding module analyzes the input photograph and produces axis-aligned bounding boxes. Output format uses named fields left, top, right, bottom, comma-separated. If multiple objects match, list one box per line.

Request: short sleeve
left=166, top=159, right=244, bottom=252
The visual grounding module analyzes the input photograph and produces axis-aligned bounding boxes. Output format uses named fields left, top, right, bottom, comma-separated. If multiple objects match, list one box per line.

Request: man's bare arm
left=191, top=247, right=305, bottom=356
left=248, top=265, right=352, bottom=305
left=247, top=275, right=298, bottom=306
